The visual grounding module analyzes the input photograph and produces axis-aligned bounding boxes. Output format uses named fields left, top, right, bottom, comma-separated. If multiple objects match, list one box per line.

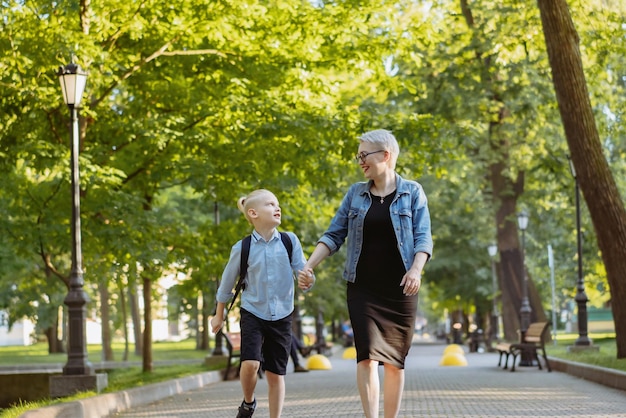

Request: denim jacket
left=318, top=174, right=433, bottom=283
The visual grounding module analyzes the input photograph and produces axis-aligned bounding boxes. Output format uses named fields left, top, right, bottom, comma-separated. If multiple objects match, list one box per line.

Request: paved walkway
left=107, top=341, right=626, bottom=418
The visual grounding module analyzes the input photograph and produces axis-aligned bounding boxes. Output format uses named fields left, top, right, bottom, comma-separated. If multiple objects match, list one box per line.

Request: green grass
left=545, top=333, right=626, bottom=372
left=0, top=339, right=226, bottom=418
left=0, top=339, right=208, bottom=365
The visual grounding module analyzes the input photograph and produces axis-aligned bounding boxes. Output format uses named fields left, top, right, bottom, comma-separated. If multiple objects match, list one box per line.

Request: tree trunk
left=99, top=281, right=114, bottom=361
left=44, top=309, right=65, bottom=354
left=128, top=282, right=142, bottom=356
left=538, top=0, right=626, bottom=357
left=142, top=275, right=153, bottom=372
left=200, top=292, right=209, bottom=350
left=490, top=130, right=547, bottom=342
left=119, top=281, right=129, bottom=362
left=461, top=0, right=546, bottom=341
left=194, top=295, right=201, bottom=349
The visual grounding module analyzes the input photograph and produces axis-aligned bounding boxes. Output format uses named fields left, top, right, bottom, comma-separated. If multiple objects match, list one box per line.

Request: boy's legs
left=265, top=371, right=285, bottom=418
left=239, top=310, right=265, bottom=415
left=240, top=360, right=261, bottom=403
left=260, top=313, right=292, bottom=418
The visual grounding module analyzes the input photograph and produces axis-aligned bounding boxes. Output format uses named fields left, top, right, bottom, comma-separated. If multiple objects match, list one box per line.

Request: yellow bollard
left=307, top=354, right=332, bottom=370
left=443, top=344, right=465, bottom=356
left=342, top=346, right=357, bottom=360
left=439, top=352, right=468, bottom=367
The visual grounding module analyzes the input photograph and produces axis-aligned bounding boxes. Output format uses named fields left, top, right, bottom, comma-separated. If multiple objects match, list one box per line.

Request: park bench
left=222, top=331, right=264, bottom=381
left=495, top=321, right=552, bottom=372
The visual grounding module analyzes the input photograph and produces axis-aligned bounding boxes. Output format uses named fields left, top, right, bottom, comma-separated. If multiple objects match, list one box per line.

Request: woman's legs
left=356, top=360, right=405, bottom=418
left=265, top=371, right=285, bottom=418
left=357, top=359, right=380, bottom=418
left=382, top=363, right=404, bottom=418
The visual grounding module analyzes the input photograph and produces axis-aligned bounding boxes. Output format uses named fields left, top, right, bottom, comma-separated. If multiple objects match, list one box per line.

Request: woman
left=299, top=129, right=432, bottom=418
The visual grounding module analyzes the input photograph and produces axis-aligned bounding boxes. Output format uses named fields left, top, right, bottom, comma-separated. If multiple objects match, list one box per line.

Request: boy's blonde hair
left=237, top=189, right=274, bottom=224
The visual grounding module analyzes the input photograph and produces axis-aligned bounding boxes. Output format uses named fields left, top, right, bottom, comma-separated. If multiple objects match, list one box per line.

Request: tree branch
left=38, top=240, right=69, bottom=289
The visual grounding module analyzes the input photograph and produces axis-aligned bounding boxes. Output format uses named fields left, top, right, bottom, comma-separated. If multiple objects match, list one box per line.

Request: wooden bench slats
left=222, top=331, right=241, bottom=381
left=495, top=322, right=551, bottom=372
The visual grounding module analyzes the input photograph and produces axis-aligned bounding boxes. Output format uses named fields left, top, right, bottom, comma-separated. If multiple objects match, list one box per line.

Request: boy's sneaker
left=294, top=365, right=309, bottom=373
left=237, top=398, right=256, bottom=418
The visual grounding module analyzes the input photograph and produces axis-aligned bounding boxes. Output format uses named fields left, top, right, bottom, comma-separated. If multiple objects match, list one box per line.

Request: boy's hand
left=297, top=268, right=314, bottom=290
left=210, top=315, right=224, bottom=334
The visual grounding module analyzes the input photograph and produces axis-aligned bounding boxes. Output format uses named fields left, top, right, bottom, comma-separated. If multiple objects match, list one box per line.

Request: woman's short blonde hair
left=358, top=129, right=400, bottom=168
left=237, top=189, right=274, bottom=223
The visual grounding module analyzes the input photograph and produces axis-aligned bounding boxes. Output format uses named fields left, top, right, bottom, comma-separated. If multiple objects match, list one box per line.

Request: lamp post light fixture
left=487, top=244, right=499, bottom=346
left=57, top=62, right=94, bottom=376
left=568, top=156, right=592, bottom=347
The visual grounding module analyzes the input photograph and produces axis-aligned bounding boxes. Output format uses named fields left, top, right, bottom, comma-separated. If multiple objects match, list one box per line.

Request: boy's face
left=249, top=192, right=281, bottom=227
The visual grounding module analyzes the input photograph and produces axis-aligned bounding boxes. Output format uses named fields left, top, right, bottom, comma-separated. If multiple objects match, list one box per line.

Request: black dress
left=347, top=190, right=417, bottom=369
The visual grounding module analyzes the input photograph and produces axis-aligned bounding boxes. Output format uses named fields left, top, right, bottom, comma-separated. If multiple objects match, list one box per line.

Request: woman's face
left=356, top=142, right=387, bottom=179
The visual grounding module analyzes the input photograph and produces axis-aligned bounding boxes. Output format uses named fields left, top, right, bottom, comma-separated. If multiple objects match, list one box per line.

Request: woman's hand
left=400, top=269, right=422, bottom=296
left=402, top=252, right=428, bottom=296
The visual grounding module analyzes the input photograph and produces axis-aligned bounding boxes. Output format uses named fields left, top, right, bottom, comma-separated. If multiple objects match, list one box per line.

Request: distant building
left=0, top=311, right=35, bottom=346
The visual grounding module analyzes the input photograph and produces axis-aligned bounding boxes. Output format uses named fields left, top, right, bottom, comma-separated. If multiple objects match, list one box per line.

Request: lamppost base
left=49, top=373, right=108, bottom=398
left=518, top=348, right=536, bottom=367
left=205, top=353, right=228, bottom=368
left=567, top=345, right=600, bottom=353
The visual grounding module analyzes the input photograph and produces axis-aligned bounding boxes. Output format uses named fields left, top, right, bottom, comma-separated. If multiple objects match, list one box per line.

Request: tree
left=538, top=0, right=626, bottom=357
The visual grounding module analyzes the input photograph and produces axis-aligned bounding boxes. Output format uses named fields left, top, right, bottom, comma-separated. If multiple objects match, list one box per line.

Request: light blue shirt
left=318, top=174, right=433, bottom=283
left=217, top=229, right=309, bottom=321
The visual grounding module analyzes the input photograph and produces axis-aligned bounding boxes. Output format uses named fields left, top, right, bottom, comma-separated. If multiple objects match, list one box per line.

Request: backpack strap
left=279, top=231, right=293, bottom=263
left=228, top=235, right=252, bottom=312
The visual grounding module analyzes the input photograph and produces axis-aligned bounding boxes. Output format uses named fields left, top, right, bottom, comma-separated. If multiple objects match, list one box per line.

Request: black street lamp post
left=49, top=61, right=107, bottom=398
left=212, top=201, right=225, bottom=356
left=517, top=211, right=531, bottom=335
left=568, top=157, right=592, bottom=347
left=57, top=62, right=94, bottom=376
left=487, top=244, right=499, bottom=346
left=517, top=210, right=533, bottom=366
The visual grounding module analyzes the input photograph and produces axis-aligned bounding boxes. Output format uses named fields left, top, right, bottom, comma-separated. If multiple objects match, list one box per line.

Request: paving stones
left=110, top=342, right=626, bottom=418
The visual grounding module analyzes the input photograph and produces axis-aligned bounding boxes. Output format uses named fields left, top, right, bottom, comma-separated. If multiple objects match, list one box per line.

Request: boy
left=211, top=189, right=314, bottom=418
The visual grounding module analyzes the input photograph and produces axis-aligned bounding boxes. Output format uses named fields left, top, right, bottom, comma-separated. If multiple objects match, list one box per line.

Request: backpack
left=227, top=231, right=293, bottom=312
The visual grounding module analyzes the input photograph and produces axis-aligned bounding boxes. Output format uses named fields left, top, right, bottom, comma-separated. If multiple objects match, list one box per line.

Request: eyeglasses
left=355, top=150, right=385, bottom=163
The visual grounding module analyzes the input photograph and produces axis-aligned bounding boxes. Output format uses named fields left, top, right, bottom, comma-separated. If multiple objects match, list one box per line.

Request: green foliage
left=1, top=0, right=626, bottom=347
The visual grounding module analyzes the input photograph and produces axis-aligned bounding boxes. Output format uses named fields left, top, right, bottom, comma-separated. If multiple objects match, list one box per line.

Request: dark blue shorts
left=240, top=309, right=292, bottom=375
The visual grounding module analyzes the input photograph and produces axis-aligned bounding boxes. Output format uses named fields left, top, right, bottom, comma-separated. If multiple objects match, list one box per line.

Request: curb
left=19, top=370, right=223, bottom=418
left=549, top=357, right=626, bottom=392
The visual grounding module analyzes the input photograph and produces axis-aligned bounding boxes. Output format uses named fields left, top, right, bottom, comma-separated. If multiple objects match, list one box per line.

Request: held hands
left=400, top=269, right=422, bottom=296
left=297, top=267, right=314, bottom=291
